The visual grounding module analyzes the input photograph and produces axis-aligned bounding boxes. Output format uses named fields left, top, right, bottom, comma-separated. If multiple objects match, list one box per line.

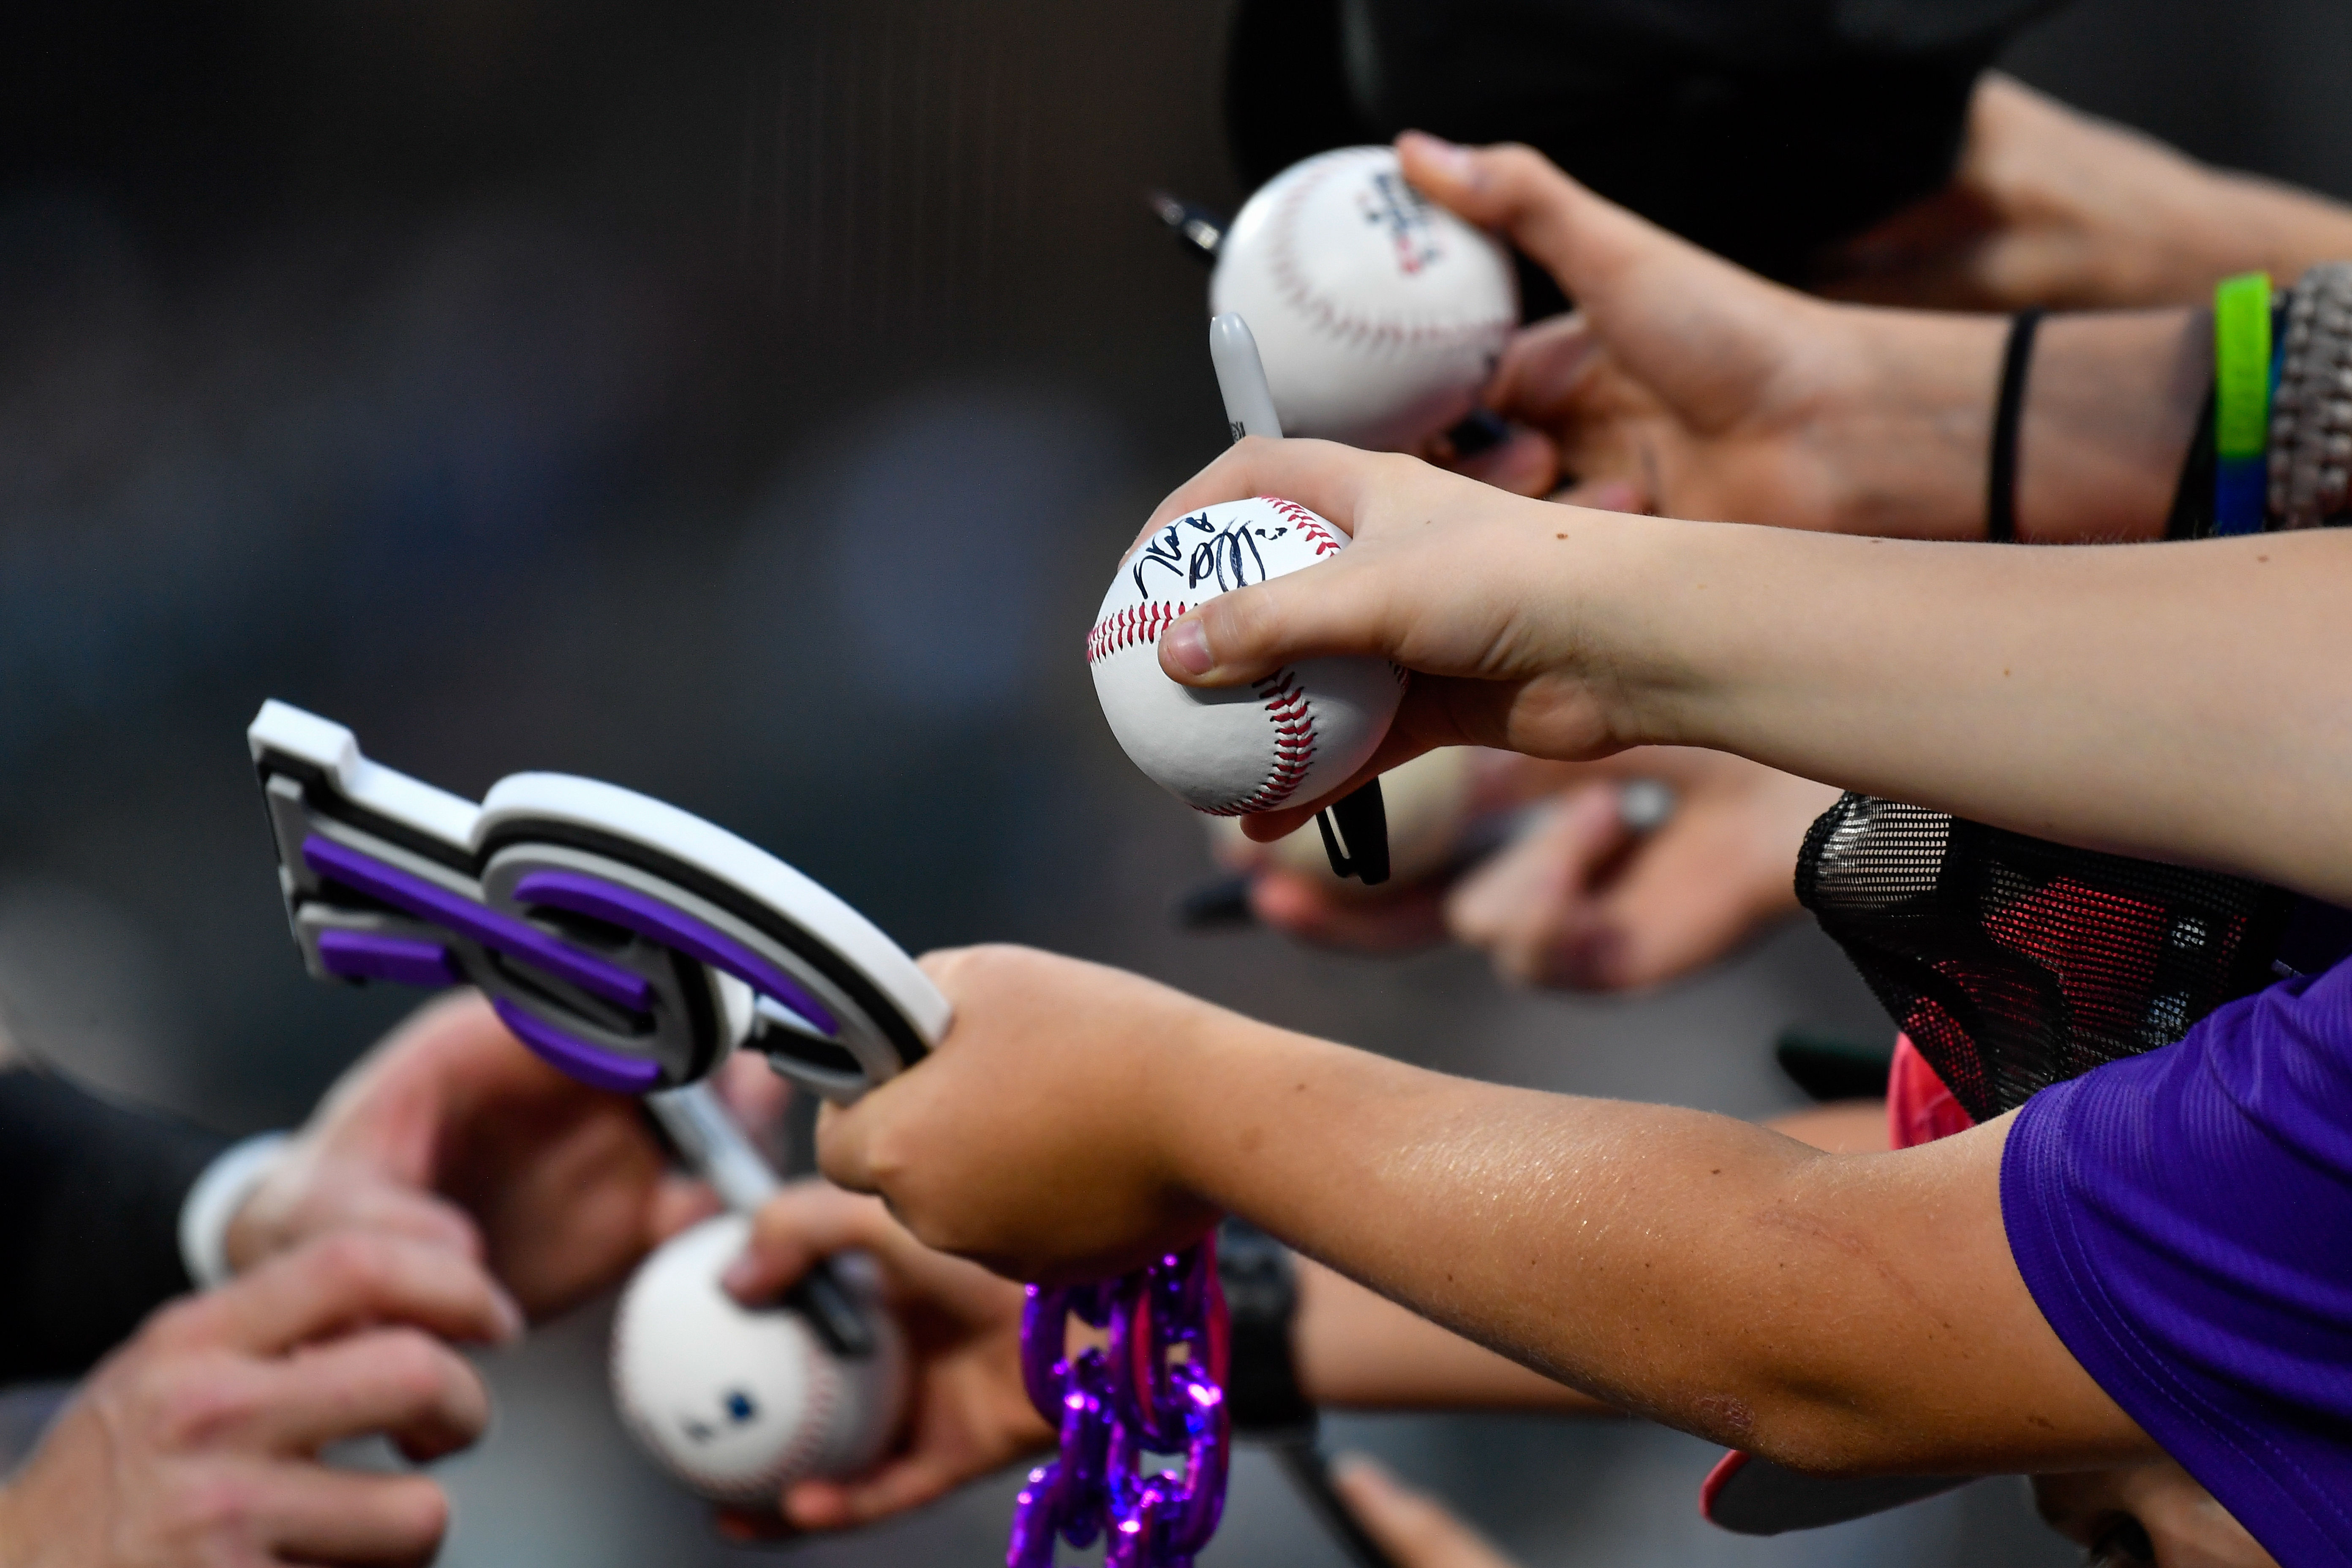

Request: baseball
left=1088, top=496, right=1400, bottom=816
left=1208, top=745, right=1474, bottom=890
left=610, top=1215, right=906, bottom=1505
left=1211, top=145, right=1517, bottom=450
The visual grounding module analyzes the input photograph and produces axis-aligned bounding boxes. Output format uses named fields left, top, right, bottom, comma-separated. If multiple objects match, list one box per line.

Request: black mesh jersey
left=1795, top=793, right=2302, bottom=1123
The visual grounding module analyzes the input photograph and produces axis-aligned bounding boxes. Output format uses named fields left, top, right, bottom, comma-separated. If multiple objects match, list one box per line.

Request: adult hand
left=227, top=991, right=726, bottom=1320
left=819, top=945, right=1232, bottom=1282
left=1443, top=750, right=1835, bottom=991
left=712, top=1181, right=1046, bottom=1538
left=0, top=1233, right=517, bottom=1568
left=1328, top=1457, right=1520, bottom=1568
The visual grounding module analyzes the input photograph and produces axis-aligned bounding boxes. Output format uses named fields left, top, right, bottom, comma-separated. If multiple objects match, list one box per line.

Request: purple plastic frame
left=315, top=928, right=461, bottom=988
left=511, top=868, right=840, bottom=1038
left=300, top=834, right=652, bottom=1011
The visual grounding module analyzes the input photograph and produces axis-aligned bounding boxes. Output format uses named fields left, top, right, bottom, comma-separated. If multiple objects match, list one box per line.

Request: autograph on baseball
left=1130, top=510, right=1292, bottom=597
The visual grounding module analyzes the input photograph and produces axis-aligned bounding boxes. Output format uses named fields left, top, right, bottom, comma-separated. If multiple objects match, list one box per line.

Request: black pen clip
left=1315, top=779, right=1390, bottom=886
left=788, top=1261, right=877, bottom=1359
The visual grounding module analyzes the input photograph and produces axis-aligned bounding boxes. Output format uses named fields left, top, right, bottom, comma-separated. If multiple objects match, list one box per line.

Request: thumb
left=1396, top=131, right=1673, bottom=309
left=722, top=1181, right=892, bottom=1305
left=1157, top=542, right=1399, bottom=688
left=1396, top=131, right=1799, bottom=384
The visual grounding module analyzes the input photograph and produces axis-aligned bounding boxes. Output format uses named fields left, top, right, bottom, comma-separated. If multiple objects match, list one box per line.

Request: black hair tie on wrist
left=1986, top=308, right=2043, bottom=543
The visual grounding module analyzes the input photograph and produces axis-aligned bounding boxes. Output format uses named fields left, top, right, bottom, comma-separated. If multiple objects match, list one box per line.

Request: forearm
left=1818, top=75, right=2352, bottom=313
left=1293, top=1257, right=1609, bottom=1414
left=1288, top=1100, right=1887, bottom=1413
left=2162, top=166, right=2352, bottom=308
left=1586, top=519, right=2352, bottom=902
left=1160, top=1021, right=2137, bottom=1472
left=2015, top=310, right=2206, bottom=542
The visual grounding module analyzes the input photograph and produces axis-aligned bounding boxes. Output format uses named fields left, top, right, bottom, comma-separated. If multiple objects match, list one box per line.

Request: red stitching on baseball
left=1200, top=670, right=1318, bottom=816
left=609, top=1253, right=853, bottom=1504
left=1266, top=153, right=1514, bottom=356
left=1084, top=601, right=1188, bottom=666
left=773, top=1323, right=846, bottom=1484
left=1257, top=497, right=1344, bottom=556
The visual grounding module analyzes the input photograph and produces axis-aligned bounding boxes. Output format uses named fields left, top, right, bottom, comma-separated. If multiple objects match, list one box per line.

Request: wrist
left=2191, top=169, right=2352, bottom=299
left=220, top=1195, right=273, bottom=1278
left=2016, top=309, right=2207, bottom=542
left=2093, top=163, right=2261, bottom=308
left=1819, top=308, right=2008, bottom=541
left=1159, top=1016, right=1343, bottom=1223
left=1561, top=512, right=1775, bottom=754
left=180, top=1132, right=292, bottom=1287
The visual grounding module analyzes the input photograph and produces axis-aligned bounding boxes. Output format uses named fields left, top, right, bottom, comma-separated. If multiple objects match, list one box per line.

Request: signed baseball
left=1088, top=496, right=1400, bottom=816
left=610, top=1216, right=906, bottom=1505
left=1211, top=145, right=1517, bottom=450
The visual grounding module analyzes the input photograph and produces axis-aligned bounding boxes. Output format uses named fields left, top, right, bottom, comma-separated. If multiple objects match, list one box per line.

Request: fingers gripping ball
left=610, top=1216, right=906, bottom=1505
left=1090, top=497, right=1402, bottom=816
left=1211, top=145, right=1518, bottom=450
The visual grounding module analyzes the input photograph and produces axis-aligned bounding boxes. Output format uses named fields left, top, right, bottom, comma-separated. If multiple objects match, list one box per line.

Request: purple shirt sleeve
left=2002, top=958, right=2352, bottom=1568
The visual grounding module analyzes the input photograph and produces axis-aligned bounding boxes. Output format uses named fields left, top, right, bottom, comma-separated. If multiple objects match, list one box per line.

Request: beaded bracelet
left=2270, top=261, right=2352, bottom=528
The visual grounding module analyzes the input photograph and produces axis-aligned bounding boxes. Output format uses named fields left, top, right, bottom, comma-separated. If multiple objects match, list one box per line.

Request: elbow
left=1674, top=1384, right=1945, bottom=1480
left=1733, top=1421, right=1908, bottom=1481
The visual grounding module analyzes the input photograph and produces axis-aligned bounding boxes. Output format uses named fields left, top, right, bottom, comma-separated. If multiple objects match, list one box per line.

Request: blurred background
left=1, top=1, right=2347, bottom=1563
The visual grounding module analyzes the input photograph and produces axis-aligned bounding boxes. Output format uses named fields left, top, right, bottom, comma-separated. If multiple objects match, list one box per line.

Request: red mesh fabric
left=1796, top=794, right=2292, bottom=1122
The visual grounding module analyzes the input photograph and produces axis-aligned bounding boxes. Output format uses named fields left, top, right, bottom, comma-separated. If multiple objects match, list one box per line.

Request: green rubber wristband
left=2214, top=271, right=2273, bottom=461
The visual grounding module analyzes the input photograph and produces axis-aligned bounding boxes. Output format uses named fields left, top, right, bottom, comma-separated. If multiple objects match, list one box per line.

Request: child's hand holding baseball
left=1141, top=437, right=1684, bottom=838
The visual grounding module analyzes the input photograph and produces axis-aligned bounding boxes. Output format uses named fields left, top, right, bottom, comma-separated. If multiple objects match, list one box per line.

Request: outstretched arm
left=819, top=946, right=2147, bottom=1477
left=722, top=1092, right=1884, bottom=1533
left=1814, top=74, right=2352, bottom=313
left=1143, top=441, right=2352, bottom=908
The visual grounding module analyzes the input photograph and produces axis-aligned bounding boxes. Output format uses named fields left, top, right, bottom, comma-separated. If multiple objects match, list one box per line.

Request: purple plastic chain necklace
left=1009, top=1238, right=1230, bottom=1567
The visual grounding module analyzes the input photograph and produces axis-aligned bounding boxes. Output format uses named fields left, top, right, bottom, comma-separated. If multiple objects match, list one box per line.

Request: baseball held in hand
left=610, top=1215, right=906, bottom=1505
left=1089, top=496, right=1401, bottom=816
left=1211, top=145, right=1517, bottom=450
